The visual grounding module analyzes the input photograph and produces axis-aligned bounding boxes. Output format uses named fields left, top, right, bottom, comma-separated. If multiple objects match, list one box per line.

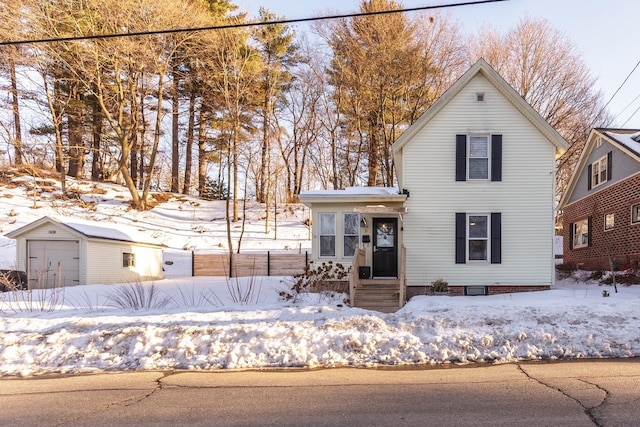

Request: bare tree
left=319, top=1, right=465, bottom=186
left=467, top=16, right=609, bottom=199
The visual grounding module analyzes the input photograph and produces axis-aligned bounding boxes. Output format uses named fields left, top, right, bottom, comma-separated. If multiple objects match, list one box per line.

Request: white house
left=299, top=59, right=568, bottom=310
left=5, top=216, right=164, bottom=288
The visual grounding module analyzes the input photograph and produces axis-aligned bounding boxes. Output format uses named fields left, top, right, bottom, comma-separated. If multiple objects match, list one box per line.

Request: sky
left=237, top=0, right=640, bottom=129
left=1, top=174, right=639, bottom=376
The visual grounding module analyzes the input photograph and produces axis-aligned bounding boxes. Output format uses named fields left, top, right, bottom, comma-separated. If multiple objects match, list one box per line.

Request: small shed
left=5, top=216, right=164, bottom=288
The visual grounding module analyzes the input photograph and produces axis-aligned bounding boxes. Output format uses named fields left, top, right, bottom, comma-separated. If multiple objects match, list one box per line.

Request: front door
left=372, top=218, right=397, bottom=278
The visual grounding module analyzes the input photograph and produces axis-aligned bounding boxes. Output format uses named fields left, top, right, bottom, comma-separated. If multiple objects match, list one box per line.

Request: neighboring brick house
left=559, top=128, right=640, bottom=270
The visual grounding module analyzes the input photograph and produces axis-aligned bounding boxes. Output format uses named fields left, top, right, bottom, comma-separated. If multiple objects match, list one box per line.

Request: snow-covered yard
left=1, top=175, right=639, bottom=376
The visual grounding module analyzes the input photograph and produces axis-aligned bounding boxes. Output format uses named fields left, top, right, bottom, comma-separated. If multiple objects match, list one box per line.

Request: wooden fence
left=192, top=251, right=309, bottom=277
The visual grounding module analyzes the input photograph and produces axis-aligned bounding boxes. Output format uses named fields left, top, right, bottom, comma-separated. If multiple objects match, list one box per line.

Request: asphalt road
left=1, top=360, right=639, bottom=426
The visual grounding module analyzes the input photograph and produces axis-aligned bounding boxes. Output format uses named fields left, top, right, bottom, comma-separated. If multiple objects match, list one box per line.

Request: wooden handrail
left=398, top=244, right=406, bottom=308
left=349, top=248, right=366, bottom=306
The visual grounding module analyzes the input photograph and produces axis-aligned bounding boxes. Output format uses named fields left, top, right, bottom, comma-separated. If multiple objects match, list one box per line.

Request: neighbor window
left=468, top=215, right=489, bottom=261
left=319, top=213, right=336, bottom=257
left=632, top=204, right=640, bottom=225
left=468, top=136, right=490, bottom=180
left=123, top=252, right=135, bottom=268
left=591, top=155, right=608, bottom=188
left=604, top=213, right=615, bottom=230
left=343, top=213, right=360, bottom=257
left=572, top=219, right=589, bottom=249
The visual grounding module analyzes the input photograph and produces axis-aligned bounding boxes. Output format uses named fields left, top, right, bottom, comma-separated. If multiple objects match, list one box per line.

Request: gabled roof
left=558, top=128, right=640, bottom=209
left=5, top=216, right=164, bottom=247
left=391, top=58, right=569, bottom=154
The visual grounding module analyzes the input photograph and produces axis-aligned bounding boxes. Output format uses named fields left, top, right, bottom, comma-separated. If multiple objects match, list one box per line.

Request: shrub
left=431, top=278, right=449, bottom=293
left=280, top=261, right=348, bottom=301
left=106, top=282, right=170, bottom=310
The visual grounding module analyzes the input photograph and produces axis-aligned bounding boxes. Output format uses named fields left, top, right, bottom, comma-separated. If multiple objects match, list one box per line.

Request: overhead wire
left=0, top=0, right=508, bottom=46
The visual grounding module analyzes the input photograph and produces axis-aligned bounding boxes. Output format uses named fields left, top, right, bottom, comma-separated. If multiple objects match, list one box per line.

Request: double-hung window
left=456, top=134, right=502, bottom=182
left=319, top=213, right=336, bottom=257
left=468, top=136, right=489, bottom=180
left=468, top=215, right=489, bottom=261
left=343, top=213, right=360, bottom=257
left=456, top=212, right=501, bottom=264
left=572, top=219, right=590, bottom=249
left=591, top=156, right=608, bottom=188
left=604, top=213, right=615, bottom=231
left=587, top=152, right=612, bottom=190
left=632, top=204, right=640, bottom=225
left=123, top=252, right=135, bottom=268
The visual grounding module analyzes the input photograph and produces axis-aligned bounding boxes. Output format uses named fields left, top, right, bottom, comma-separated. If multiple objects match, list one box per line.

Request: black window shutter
left=491, top=212, right=502, bottom=264
left=569, top=223, right=574, bottom=250
left=455, top=213, right=466, bottom=263
left=456, top=135, right=466, bottom=181
left=587, top=164, right=592, bottom=190
left=607, top=151, right=612, bottom=181
left=587, top=216, right=592, bottom=247
left=491, top=135, right=502, bottom=182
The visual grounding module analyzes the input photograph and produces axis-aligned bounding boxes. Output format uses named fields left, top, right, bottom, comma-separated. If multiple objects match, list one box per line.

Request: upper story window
left=319, top=213, right=336, bottom=257
left=632, top=204, right=640, bottom=225
left=591, top=156, right=608, bottom=188
left=456, top=134, right=502, bottom=182
left=468, top=136, right=489, bottom=180
left=588, top=152, right=612, bottom=190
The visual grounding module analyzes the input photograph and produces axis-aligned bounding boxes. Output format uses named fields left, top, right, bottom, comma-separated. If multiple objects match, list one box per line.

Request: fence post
left=229, top=252, right=233, bottom=278
left=267, top=251, right=271, bottom=276
left=191, top=251, right=195, bottom=277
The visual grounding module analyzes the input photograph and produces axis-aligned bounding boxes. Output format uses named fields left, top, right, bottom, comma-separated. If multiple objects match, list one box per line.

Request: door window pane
left=376, top=222, right=394, bottom=247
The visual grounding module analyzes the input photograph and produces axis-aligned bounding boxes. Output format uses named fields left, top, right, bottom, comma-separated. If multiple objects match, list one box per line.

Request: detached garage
left=5, top=216, right=164, bottom=288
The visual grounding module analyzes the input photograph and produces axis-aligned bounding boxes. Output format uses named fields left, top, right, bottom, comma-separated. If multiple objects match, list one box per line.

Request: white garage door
left=27, top=240, right=80, bottom=288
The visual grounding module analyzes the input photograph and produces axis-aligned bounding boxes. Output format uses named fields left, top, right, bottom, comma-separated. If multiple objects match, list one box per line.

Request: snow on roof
left=604, top=130, right=640, bottom=157
left=64, top=219, right=163, bottom=246
left=300, top=186, right=401, bottom=197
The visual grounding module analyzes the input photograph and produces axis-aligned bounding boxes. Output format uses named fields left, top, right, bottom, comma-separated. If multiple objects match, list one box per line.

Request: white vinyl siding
left=401, top=73, right=556, bottom=287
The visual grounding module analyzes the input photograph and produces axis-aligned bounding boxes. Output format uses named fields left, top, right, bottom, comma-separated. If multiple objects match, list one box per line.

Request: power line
left=0, top=0, right=508, bottom=46
left=597, top=58, right=640, bottom=125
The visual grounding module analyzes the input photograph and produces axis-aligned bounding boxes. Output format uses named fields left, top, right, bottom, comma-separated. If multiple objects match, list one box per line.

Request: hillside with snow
left=1, top=170, right=639, bottom=377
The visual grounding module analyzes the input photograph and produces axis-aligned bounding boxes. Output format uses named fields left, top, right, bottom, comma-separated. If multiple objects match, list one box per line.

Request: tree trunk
left=171, top=67, right=180, bottom=193
left=90, top=89, right=103, bottom=181
left=197, top=110, right=207, bottom=197
left=8, top=51, right=23, bottom=166
left=183, top=90, right=196, bottom=194
left=67, top=82, right=84, bottom=178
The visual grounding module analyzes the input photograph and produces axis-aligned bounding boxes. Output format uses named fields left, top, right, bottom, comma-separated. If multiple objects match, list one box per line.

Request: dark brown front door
left=372, top=218, right=397, bottom=278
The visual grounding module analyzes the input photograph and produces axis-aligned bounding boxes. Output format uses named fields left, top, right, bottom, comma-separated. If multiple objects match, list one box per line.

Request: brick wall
left=563, top=173, right=640, bottom=270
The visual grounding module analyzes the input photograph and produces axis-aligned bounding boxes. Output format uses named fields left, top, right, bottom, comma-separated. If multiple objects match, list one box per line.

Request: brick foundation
left=407, top=285, right=550, bottom=298
left=563, top=173, right=640, bottom=271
